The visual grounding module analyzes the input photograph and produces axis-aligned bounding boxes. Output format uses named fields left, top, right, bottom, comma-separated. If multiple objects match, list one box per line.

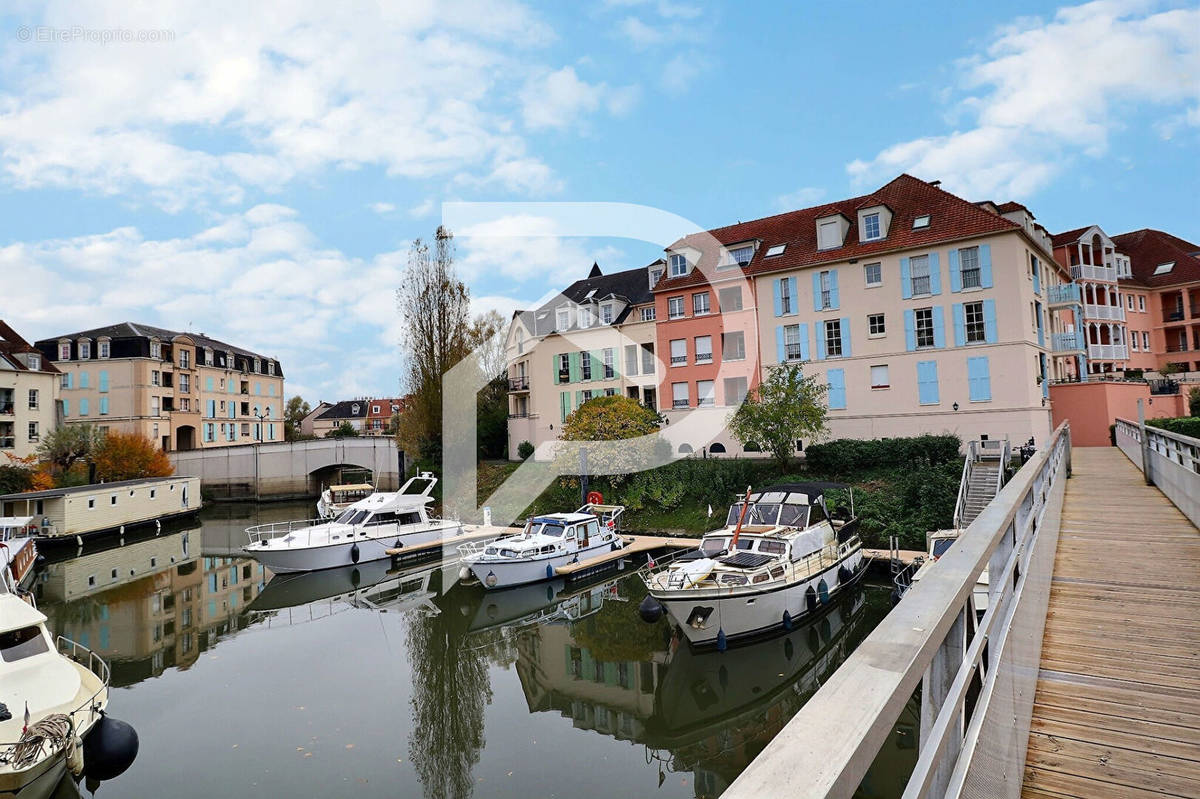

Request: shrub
left=0, top=464, right=33, bottom=495
left=804, top=434, right=961, bottom=475
left=516, top=440, right=534, bottom=460
left=1147, top=416, right=1200, bottom=439
left=92, top=432, right=174, bottom=482
left=1189, top=387, right=1200, bottom=418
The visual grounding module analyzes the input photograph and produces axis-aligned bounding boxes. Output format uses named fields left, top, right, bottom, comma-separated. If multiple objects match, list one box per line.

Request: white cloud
left=368, top=202, right=397, bottom=215
left=776, top=186, right=826, bottom=211
left=847, top=0, right=1200, bottom=199
left=519, top=66, right=639, bottom=130
left=660, top=55, right=701, bottom=93
left=409, top=198, right=436, bottom=218
left=455, top=213, right=626, bottom=282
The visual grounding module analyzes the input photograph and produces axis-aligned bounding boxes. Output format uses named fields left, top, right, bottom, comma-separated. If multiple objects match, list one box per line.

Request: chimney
left=929, top=180, right=942, bottom=187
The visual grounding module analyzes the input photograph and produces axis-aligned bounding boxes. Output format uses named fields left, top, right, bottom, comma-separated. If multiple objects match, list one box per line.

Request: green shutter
left=569, top=352, right=580, bottom=383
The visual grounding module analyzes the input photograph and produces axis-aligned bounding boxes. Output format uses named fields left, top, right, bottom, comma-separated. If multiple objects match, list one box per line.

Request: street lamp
left=253, top=411, right=267, bottom=500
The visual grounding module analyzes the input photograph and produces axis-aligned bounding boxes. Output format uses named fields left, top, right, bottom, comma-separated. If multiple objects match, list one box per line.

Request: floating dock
left=552, top=534, right=697, bottom=583
left=385, top=524, right=512, bottom=567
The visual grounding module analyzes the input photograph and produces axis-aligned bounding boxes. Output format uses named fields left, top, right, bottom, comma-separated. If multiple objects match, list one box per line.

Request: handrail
left=0, top=636, right=110, bottom=752
left=723, top=421, right=1071, bottom=799
left=951, top=441, right=976, bottom=530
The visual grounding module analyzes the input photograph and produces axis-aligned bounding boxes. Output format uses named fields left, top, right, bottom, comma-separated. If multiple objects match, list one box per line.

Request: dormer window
left=669, top=253, right=688, bottom=277
left=78, top=340, right=91, bottom=359
left=578, top=306, right=593, bottom=328
left=556, top=307, right=571, bottom=331
left=98, top=339, right=110, bottom=359
left=204, top=347, right=213, bottom=365
left=600, top=302, right=614, bottom=324
left=862, top=213, right=881, bottom=240
left=267, top=361, right=275, bottom=376
left=817, top=217, right=846, bottom=250
left=648, top=265, right=664, bottom=288
left=27, top=354, right=40, bottom=371
left=150, top=341, right=162, bottom=359
left=253, top=358, right=260, bottom=373
left=352, top=404, right=360, bottom=415
left=913, top=215, right=931, bottom=229
left=58, top=341, right=70, bottom=360
left=722, top=245, right=754, bottom=267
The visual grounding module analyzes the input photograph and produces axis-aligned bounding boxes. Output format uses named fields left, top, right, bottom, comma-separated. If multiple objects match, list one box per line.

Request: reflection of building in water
left=37, top=530, right=271, bottom=687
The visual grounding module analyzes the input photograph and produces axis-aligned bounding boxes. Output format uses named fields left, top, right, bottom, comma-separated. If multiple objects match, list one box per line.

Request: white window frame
left=824, top=319, right=843, bottom=358
left=783, top=324, right=803, bottom=362
left=150, top=341, right=162, bottom=359
left=1138, top=296, right=1145, bottom=312
left=915, top=307, right=935, bottom=348
left=694, top=335, right=713, bottom=364
left=868, top=313, right=885, bottom=338
left=964, top=301, right=986, bottom=344
left=862, top=212, right=881, bottom=240
left=693, top=292, right=711, bottom=316
left=640, top=306, right=656, bottom=322
left=668, top=296, right=685, bottom=319
left=671, top=382, right=689, bottom=408
left=78, top=340, right=91, bottom=359
left=870, top=364, right=890, bottom=389
left=600, top=302, right=614, bottom=324
left=556, top=307, right=571, bottom=330
left=59, top=342, right=70, bottom=360
left=959, top=246, right=981, bottom=290
left=779, top=278, right=793, bottom=315
left=669, top=253, right=688, bottom=277
left=696, top=380, right=715, bottom=407
left=864, top=263, right=882, bottom=287
left=819, top=271, right=833, bottom=310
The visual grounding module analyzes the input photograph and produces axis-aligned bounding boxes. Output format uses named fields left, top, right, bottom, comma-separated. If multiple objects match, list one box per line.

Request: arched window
left=743, top=441, right=761, bottom=452
left=709, top=442, right=727, bottom=454
left=678, top=443, right=693, bottom=454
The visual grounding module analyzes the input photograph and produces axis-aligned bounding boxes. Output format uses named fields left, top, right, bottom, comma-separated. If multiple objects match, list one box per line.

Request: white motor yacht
left=902, top=529, right=990, bottom=617
left=459, top=504, right=625, bottom=589
left=244, top=473, right=462, bottom=573
left=316, top=483, right=374, bottom=520
left=641, top=483, right=865, bottom=649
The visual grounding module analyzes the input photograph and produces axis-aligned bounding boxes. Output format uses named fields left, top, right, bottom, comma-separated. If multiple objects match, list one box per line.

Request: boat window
left=700, top=537, right=729, bottom=556
left=769, top=565, right=785, bottom=579
left=398, top=512, right=421, bottom=525
left=334, top=508, right=357, bottom=524
left=808, top=502, right=829, bottom=524
left=735, top=538, right=756, bottom=550
left=538, top=523, right=566, bottom=538
left=1, top=625, right=49, bottom=662
left=485, top=547, right=497, bottom=555
left=540, top=545, right=556, bottom=554
left=778, top=504, right=808, bottom=528
left=932, top=539, right=955, bottom=558
left=719, top=573, right=748, bottom=586
left=759, top=540, right=786, bottom=555
left=364, top=512, right=397, bottom=526
left=500, top=549, right=518, bottom=558
left=725, top=503, right=746, bottom=526
left=584, top=520, right=599, bottom=537
left=748, top=503, right=781, bottom=525
left=752, top=572, right=771, bottom=584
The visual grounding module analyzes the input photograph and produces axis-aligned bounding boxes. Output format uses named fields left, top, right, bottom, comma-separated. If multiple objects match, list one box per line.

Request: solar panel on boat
left=719, top=551, right=775, bottom=569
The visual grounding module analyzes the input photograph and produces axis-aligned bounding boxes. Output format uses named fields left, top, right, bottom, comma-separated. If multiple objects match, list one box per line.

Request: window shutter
left=949, top=249, right=961, bottom=293
left=575, top=391, right=584, bottom=409
left=928, top=252, right=941, bottom=296
left=979, top=245, right=993, bottom=288
left=827, top=369, right=846, bottom=410
left=773, top=279, right=783, bottom=317
left=932, top=307, right=945, bottom=348
left=569, top=352, right=580, bottom=383
left=968, top=356, right=991, bottom=402
left=829, top=270, right=840, bottom=310
left=953, top=303, right=966, bottom=347
left=775, top=326, right=785, bottom=363
left=917, top=361, right=939, bottom=405
left=815, top=324, right=826, bottom=360
left=983, top=299, right=998, bottom=343
left=798, top=323, right=810, bottom=361
left=99, top=370, right=109, bottom=393
left=812, top=272, right=822, bottom=312
left=100, top=397, right=109, bottom=415
left=560, top=392, right=570, bottom=422
left=839, top=316, right=851, bottom=357
left=904, top=309, right=916, bottom=351
left=609, top=348, right=620, bottom=379
left=901, top=258, right=912, bottom=300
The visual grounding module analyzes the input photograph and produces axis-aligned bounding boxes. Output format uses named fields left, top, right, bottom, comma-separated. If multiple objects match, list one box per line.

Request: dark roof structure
left=519, top=261, right=660, bottom=336
left=316, top=400, right=370, bottom=421
left=0, top=320, right=59, bottom=374
left=1112, top=229, right=1200, bottom=288
left=1049, top=226, right=1098, bottom=248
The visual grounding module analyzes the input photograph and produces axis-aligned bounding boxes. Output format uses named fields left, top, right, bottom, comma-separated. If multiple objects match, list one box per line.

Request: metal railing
left=1050, top=331, right=1084, bottom=352
left=1088, top=343, right=1128, bottom=360
left=1046, top=282, right=1080, bottom=305
left=1115, top=418, right=1200, bottom=527
left=508, top=376, right=529, bottom=391
left=724, top=422, right=1071, bottom=799
left=643, top=538, right=858, bottom=593
left=1071, top=263, right=1116, bottom=282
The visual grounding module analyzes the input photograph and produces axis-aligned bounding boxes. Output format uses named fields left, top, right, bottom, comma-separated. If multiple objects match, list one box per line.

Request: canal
left=31, top=501, right=917, bottom=798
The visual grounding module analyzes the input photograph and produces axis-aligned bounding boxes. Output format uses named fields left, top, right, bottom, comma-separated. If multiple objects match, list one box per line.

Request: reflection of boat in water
left=247, top=558, right=443, bottom=619
left=456, top=577, right=620, bottom=636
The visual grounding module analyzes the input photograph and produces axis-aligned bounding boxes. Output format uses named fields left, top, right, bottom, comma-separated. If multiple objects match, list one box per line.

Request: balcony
left=0, top=437, right=12, bottom=450
left=1088, top=343, right=1128, bottom=360
left=1071, top=264, right=1116, bottom=282
left=508, top=376, right=530, bottom=392
left=0, top=403, right=13, bottom=415
left=1083, top=303, right=1125, bottom=321
left=1149, top=379, right=1180, bottom=396
left=1165, top=343, right=1189, bottom=354
left=1047, top=282, right=1081, bottom=306
left=1163, top=308, right=1186, bottom=324
left=1050, top=332, right=1085, bottom=353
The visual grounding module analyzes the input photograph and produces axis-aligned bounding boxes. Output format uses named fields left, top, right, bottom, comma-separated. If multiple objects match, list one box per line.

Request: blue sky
left=0, top=0, right=1197, bottom=402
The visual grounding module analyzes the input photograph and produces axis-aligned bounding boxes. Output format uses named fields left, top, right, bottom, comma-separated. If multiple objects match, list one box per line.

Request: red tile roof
left=1112, top=229, right=1200, bottom=288
left=653, top=174, right=1019, bottom=293
left=1049, top=226, right=1097, bottom=248
left=995, top=201, right=1031, bottom=216
left=0, top=320, right=59, bottom=374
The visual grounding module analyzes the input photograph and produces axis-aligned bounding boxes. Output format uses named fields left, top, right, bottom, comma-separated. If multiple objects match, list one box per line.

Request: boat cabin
left=484, top=512, right=600, bottom=556
left=0, top=476, right=201, bottom=538
left=325, top=483, right=373, bottom=505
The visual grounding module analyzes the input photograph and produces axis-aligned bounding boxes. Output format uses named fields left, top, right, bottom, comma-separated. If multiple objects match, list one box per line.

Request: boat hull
left=652, top=548, right=866, bottom=648
left=245, top=523, right=461, bottom=573
left=467, top=539, right=623, bottom=589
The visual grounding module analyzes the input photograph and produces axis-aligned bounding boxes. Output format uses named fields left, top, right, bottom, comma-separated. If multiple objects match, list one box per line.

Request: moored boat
left=458, top=504, right=626, bottom=589
left=316, top=483, right=374, bottom=520
left=0, top=517, right=39, bottom=590
left=641, top=483, right=865, bottom=649
left=243, top=473, right=462, bottom=573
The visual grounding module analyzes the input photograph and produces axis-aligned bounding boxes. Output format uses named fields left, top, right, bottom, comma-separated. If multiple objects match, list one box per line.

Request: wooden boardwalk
left=1022, top=447, right=1200, bottom=799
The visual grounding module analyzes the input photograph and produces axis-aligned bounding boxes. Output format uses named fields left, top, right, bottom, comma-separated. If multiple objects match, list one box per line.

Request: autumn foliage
left=92, top=432, right=174, bottom=482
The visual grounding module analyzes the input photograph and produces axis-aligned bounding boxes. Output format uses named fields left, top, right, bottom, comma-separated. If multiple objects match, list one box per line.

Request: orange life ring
left=586, top=491, right=603, bottom=505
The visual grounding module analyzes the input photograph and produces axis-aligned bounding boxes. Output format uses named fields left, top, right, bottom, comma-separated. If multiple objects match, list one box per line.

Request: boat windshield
left=932, top=538, right=956, bottom=558
left=700, top=536, right=729, bottom=556
left=747, top=503, right=781, bottom=526
left=335, top=509, right=370, bottom=526
left=0, top=625, right=49, bottom=663
left=779, top=504, right=808, bottom=528
left=526, top=521, right=565, bottom=537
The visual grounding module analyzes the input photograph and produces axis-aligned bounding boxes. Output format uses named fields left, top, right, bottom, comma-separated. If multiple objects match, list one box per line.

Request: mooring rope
left=1, top=713, right=75, bottom=770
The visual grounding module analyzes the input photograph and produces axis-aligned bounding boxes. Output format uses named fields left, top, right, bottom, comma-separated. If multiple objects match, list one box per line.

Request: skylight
left=584, top=289, right=597, bottom=299
left=1153, top=262, right=1175, bottom=275
left=913, top=215, right=931, bottom=229
left=765, top=244, right=786, bottom=257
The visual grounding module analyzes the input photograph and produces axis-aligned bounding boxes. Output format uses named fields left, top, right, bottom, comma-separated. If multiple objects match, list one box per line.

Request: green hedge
left=804, top=434, right=962, bottom=475
left=1147, top=416, right=1200, bottom=439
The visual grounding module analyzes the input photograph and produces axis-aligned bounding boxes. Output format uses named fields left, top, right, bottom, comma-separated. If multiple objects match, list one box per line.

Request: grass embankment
left=478, top=435, right=964, bottom=551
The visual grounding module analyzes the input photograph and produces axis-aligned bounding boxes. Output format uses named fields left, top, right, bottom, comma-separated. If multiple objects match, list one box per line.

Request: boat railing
left=643, top=537, right=860, bottom=593
left=245, top=518, right=336, bottom=547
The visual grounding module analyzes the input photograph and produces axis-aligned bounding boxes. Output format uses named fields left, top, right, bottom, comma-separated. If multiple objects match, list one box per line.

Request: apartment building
left=653, top=175, right=1074, bottom=451
left=365, top=397, right=405, bottom=435
left=310, top=400, right=369, bottom=437
left=36, top=322, right=284, bottom=452
left=0, top=320, right=60, bottom=459
left=1049, top=226, right=1132, bottom=375
left=505, top=262, right=661, bottom=459
left=1113, top=229, right=1200, bottom=373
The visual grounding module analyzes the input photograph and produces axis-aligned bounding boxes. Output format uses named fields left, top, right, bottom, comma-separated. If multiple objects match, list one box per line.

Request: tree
left=37, top=424, right=105, bottom=476
left=396, top=226, right=472, bottom=462
left=556, top=395, right=664, bottom=477
left=283, top=395, right=311, bottom=441
left=92, top=432, right=174, bottom=482
left=325, top=421, right=360, bottom=438
left=728, top=363, right=828, bottom=468
left=470, top=310, right=509, bottom=460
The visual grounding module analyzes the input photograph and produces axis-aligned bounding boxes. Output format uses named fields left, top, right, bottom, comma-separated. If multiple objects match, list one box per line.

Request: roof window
left=765, top=244, right=786, bottom=258
left=913, top=215, right=931, bottom=229
left=1153, top=262, right=1174, bottom=275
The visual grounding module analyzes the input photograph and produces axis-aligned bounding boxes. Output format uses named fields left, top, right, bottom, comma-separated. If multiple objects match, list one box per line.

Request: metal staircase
left=953, top=439, right=1010, bottom=529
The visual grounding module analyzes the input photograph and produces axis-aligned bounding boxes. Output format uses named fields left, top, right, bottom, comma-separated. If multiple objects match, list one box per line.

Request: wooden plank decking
left=1022, top=446, right=1200, bottom=799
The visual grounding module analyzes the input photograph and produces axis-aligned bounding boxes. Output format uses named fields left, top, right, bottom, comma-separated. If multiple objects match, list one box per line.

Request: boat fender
left=838, top=566, right=849, bottom=583
left=545, top=564, right=554, bottom=579
left=611, top=542, right=619, bottom=552
left=485, top=570, right=498, bottom=588
left=718, top=664, right=729, bottom=689
left=82, top=714, right=139, bottom=781
left=638, top=595, right=664, bottom=624
left=350, top=543, right=360, bottom=563
left=782, top=610, right=793, bottom=631
left=458, top=566, right=472, bottom=582
left=0, top=703, right=9, bottom=721
left=67, top=734, right=84, bottom=776
left=350, top=568, right=361, bottom=588
left=784, top=638, right=794, bottom=661
left=805, top=587, right=817, bottom=613
left=716, top=628, right=727, bottom=653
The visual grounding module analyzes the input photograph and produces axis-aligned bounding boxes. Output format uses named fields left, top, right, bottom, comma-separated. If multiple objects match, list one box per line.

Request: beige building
left=0, top=320, right=60, bottom=460
left=37, top=322, right=284, bottom=452
left=505, top=262, right=662, bottom=460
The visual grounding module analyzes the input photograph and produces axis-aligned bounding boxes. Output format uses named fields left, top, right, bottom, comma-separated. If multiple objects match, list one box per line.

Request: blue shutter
left=953, top=303, right=966, bottom=347
left=917, top=361, right=939, bottom=405
left=775, top=326, right=785, bottom=363
left=839, top=317, right=851, bottom=357
left=79, top=398, right=89, bottom=416
left=979, top=244, right=993, bottom=288
left=62, top=399, right=70, bottom=417
left=79, top=372, right=88, bottom=389
left=829, top=270, right=840, bottom=310
left=827, top=369, right=846, bottom=410
left=815, top=323, right=826, bottom=360
left=901, top=258, right=912, bottom=300
left=773, top=279, right=783, bottom=317
left=100, top=397, right=109, bottom=415
left=65, top=373, right=72, bottom=389
left=983, top=299, right=998, bottom=343
left=229, top=403, right=235, bottom=419
left=968, top=357, right=992, bottom=402
left=788, top=278, right=798, bottom=314
left=929, top=252, right=941, bottom=296
left=798, top=323, right=810, bottom=361
left=932, top=307, right=945, bottom=348
left=949, top=249, right=962, bottom=293
left=812, top=272, right=822, bottom=312
left=1032, top=268, right=1041, bottom=295
left=99, top=370, right=109, bottom=393
left=904, top=309, right=916, bottom=351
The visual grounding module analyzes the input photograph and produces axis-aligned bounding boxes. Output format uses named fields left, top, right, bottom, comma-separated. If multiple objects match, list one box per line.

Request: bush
left=0, top=464, right=33, bottom=495
left=516, top=440, right=534, bottom=460
left=1147, top=416, right=1200, bottom=439
left=804, top=434, right=961, bottom=475
left=1189, top=387, right=1200, bottom=418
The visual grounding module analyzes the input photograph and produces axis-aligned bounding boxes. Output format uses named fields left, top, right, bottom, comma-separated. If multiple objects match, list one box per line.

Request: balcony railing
left=1165, top=343, right=1190, bottom=353
left=0, top=437, right=13, bottom=449
left=672, top=399, right=689, bottom=408
left=1083, top=303, right=1125, bottom=321
left=508, top=376, right=529, bottom=391
left=1071, top=264, right=1116, bottom=282
left=1088, top=343, right=1128, bottom=360
left=1047, top=282, right=1081, bottom=305
left=1050, top=332, right=1085, bottom=353
left=0, top=403, right=13, bottom=415
left=1164, top=309, right=1186, bottom=323
left=670, top=356, right=687, bottom=366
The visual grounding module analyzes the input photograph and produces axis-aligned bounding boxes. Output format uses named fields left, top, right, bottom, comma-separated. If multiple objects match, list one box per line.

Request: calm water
left=32, top=501, right=917, bottom=798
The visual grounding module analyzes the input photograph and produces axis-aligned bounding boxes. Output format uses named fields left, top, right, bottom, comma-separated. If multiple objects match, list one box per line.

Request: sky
left=0, top=0, right=1197, bottom=403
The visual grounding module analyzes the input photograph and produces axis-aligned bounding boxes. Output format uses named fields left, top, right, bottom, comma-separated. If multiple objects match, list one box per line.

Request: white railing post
left=1137, top=399, right=1153, bottom=485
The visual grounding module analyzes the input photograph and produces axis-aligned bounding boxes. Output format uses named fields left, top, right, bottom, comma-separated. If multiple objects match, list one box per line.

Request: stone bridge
left=170, top=437, right=404, bottom=500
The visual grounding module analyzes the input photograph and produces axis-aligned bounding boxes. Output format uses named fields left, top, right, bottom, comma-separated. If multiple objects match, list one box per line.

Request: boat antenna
left=730, top=486, right=752, bottom=549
